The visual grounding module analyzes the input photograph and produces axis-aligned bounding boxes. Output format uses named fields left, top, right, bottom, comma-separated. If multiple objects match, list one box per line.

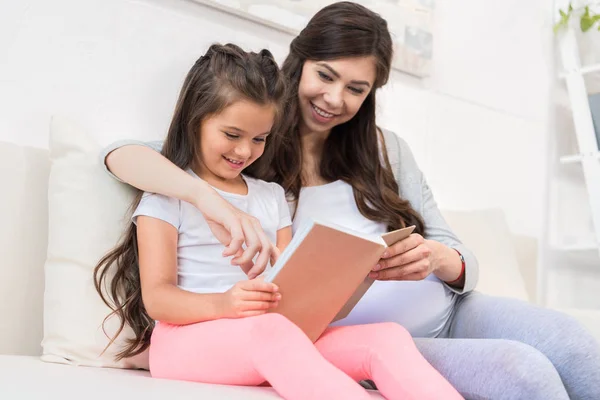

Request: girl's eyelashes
left=224, top=131, right=266, bottom=143
left=349, top=87, right=364, bottom=95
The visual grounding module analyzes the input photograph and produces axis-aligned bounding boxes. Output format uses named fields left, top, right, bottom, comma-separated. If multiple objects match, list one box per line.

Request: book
left=263, top=219, right=415, bottom=342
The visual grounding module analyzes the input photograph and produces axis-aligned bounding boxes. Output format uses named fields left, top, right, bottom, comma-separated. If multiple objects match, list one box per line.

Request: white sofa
left=1, top=137, right=599, bottom=399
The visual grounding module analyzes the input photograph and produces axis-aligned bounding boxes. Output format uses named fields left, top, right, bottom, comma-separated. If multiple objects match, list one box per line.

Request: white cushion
left=0, top=142, right=49, bottom=356
left=41, top=116, right=148, bottom=368
left=441, top=209, right=530, bottom=301
left=0, top=355, right=384, bottom=399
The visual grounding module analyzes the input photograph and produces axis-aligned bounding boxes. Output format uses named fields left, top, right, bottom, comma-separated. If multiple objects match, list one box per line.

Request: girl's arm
left=276, top=226, right=293, bottom=253
left=105, top=144, right=275, bottom=277
left=137, top=216, right=280, bottom=324
left=136, top=215, right=223, bottom=324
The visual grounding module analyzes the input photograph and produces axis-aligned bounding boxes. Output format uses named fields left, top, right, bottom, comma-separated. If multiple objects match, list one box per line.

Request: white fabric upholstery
left=0, top=142, right=48, bottom=356
left=41, top=117, right=147, bottom=368
left=441, top=209, right=530, bottom=301
left=0, top=355, right=385, bottom=399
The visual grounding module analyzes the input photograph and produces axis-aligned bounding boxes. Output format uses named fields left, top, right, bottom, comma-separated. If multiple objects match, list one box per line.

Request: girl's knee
left=359, top=323, right=415, bottom=355
left=320, top=323, right=413, bottom=351
left=248, top=313, right=299, bottom=337
left=371, top=322, right=412, bottom=341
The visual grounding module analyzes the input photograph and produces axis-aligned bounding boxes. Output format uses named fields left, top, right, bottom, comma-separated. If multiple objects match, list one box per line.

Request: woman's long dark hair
left=93, top=44, right=287, bottom=360
left=250, top=1, right=425, bottom=234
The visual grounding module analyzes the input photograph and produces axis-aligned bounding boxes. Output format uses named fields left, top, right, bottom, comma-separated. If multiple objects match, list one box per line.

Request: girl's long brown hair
left=93, top=44, right=287, bottom=360
left=249, top=1, right=425, bottom=234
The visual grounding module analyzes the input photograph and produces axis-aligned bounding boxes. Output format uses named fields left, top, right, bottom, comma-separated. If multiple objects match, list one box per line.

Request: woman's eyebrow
left=316, top=62, right=371, bottom=87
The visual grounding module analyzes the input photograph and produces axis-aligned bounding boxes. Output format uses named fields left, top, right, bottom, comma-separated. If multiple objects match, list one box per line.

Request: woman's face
left=297, top=56, right=377, bottom=135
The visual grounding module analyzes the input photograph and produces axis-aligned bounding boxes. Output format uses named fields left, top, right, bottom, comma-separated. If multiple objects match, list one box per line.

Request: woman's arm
left=106, top=144, right=211, bottom=208
left=409, top=144, right=475, bottom=291
left=374, top=130, right=478, bottom=293
left=425, top=239, right=465, bottom=287
left=104, top=143, right=275, bottom=276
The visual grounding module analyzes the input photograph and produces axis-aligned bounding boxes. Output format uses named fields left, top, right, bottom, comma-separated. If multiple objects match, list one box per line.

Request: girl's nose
left=234, top=143, right=251, bottom=159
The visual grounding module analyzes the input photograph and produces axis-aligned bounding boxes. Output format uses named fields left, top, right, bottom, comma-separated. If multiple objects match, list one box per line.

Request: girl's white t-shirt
left=132, top=171, right=291, bottom=294
left=292, top=180, right=456, bottom=338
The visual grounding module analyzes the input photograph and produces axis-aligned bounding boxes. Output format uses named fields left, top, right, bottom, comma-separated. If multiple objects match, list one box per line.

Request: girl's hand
left=220, top=279, right=281, bottom=318
left=197, top=189, right=277, bottom=279
left=369, top=233, right=436, bottom=281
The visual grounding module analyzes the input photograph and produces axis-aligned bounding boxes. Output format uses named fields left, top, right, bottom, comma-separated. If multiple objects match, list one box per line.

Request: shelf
left=581, top=64, right=600, bottom=75
left=548, top=243, right=600, bottom=269
left=559, top=63, right=600, bottom=79
left=559, top=151, right=600, bottom=164
left=555, top=242, right=598, bottom=252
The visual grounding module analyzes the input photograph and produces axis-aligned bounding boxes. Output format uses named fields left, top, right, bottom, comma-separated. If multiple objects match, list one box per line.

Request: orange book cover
left=263, top=220, right=415, bottom=342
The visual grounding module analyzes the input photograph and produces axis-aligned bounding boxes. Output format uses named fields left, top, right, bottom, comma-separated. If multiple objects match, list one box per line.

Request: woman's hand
left=369, top=234, right=463, bottom=283
left=104, top=144, right=278, bottom=278
left=195, top=188, right=278, bottom=279
left=369, top=233, right=434, bottom=281
left=220, top=279, right=281, bottom=318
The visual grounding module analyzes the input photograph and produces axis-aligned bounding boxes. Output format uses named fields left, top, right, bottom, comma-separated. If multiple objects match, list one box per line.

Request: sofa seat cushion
left=0, top=355, right=384, bottom=399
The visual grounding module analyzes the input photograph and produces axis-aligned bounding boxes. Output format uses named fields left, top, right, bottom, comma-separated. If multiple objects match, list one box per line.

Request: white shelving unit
left=538, top=2, right=600, bottom=306
left=556, top=28, right=600, bottom=254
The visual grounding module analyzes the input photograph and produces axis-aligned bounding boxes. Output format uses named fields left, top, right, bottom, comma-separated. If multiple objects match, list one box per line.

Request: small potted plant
left=554, top=2, right=600, bottom=33
left=555, top=2, right=600, bottom=145
left=554, top=2, right=600, bottom=65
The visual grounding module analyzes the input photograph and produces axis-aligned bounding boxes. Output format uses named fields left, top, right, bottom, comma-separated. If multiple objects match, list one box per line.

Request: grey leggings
left=414, top=292, right=600, bottom=400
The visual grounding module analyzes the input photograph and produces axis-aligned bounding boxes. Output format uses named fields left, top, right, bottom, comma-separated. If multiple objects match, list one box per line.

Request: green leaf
left=584, top=6, right=590, bottom=17
left=581, top=15, right=594, bottom=32
left=560, top=9, right=567, bottom=18
left=553, top=22, right=562, bottom=34
left=554, top=18, right=569, bottom=34
left=569, top=3, right=573, bottom=12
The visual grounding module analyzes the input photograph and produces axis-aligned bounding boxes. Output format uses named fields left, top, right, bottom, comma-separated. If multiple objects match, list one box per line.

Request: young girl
left=94, top=43, right=462, bottom=400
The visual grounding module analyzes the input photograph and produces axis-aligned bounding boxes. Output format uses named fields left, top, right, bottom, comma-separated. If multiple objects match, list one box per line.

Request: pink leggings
left=150, top=314, right=462, bottom=400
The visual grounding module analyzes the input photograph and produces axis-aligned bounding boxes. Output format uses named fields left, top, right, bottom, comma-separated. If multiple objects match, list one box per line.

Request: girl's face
left=297, top=56, right=377, bottom=135
left=196, top=99, right=275, bottom=184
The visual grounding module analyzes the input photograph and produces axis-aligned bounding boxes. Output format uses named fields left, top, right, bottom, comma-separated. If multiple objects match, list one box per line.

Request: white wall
left=0, top=0, right=554, bottom=241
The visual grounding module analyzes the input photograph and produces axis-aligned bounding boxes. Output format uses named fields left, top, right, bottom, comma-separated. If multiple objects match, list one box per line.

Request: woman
left=101, top=2, right=600, bottom=399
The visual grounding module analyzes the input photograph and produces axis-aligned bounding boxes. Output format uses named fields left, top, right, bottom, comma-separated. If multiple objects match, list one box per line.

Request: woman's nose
left=323, top=87, right=344, bottom=110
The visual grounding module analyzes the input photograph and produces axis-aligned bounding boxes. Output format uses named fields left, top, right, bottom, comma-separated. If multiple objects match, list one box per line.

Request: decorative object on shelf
left=554, top=2, right=600, bottom=33
left=554, top=2, right=600, bottom=93
left=198, top=0, right=435, bottom=77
